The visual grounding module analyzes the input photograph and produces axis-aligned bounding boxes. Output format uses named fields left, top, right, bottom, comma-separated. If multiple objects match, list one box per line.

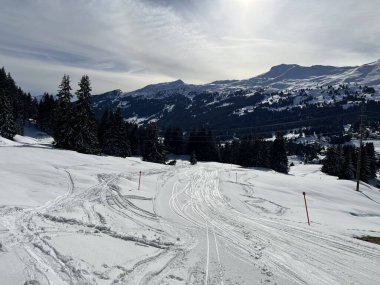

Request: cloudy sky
left=1, top=0, right=379, bottom=95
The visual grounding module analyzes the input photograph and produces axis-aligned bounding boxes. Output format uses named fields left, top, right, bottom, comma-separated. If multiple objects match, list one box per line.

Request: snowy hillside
left=1, top=134, right=380, bottom=284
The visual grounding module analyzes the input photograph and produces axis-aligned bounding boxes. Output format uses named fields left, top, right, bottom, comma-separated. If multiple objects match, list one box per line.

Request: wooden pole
left=138, top=171, right=142, bottom=191
left=303, top=192, right=310, bottom=226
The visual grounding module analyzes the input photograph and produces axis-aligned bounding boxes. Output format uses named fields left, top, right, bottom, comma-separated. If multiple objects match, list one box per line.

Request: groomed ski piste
left=1, top=130, right=380, bottom=285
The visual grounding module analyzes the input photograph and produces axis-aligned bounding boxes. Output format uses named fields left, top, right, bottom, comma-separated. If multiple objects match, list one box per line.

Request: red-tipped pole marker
left=303, top=192, right=310, bottom=226
left=138, top=171, right=142, bottom=191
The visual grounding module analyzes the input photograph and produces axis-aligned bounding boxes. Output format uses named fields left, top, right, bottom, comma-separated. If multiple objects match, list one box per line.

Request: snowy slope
left=0, top=136, right=380, bottom=284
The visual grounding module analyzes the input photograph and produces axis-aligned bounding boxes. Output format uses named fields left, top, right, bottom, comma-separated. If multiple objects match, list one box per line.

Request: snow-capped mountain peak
left=92, top=59, right=380, bottom=127
left=125, top=79, right=192, bottom=98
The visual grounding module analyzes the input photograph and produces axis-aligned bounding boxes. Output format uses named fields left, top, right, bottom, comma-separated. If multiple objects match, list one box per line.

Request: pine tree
left=143, top=123, right=165, bottom=163
left=0, top=89, right=16, bottom=139
left=270, top=134, right=288, bottom=174
left=0, top=67, right=39, bottom=136
left=187, top=128, right=219, bottom=162
left=187, top=128, right=198, bottom=155
left=336, top=145, right=345, bottom=175
left=231, top=140, right=240, bottom=165
left=221, top=142, right=232, bottom=163
left=0, top=67, right=6, bottom=84
left=72, top=75, right=100, bottom=154
left=29, top=96, right=39, bottom=121
left=257, top=139, right=271, bottom=168
left=54, top=75, right=75, bottom=149
left=359, top=145, right=371, bottom=182
left=322, top=147, right=340, bottom=177
left=238, top=137, right=251, bottom=167
left=126, top=122, right=140, bottom=155
left=322, top=143, right=377, bottom=182
left=164, top=127, right=184, bottom=155
left=0, top=68, right=16, bottom=139
left=204, top=130, right=220, bottom=161
left=37, top=93, right=56, bottom=133
left=365, top=143, right=377, bottom=179
left=164, top=127, right=174, bottom=153
left=102, top=109, right=131, bottom=157
left=340, top=146, right=355, bottom=180
left=98, top=109, right=111, bottom=148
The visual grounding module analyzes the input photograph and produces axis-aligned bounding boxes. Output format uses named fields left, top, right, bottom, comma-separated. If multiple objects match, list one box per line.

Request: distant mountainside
left=92, top=59, right=380, bottom=135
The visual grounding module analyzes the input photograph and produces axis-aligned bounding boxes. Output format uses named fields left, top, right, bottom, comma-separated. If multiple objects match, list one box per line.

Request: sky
left=0, top=0, right=379, bottom=95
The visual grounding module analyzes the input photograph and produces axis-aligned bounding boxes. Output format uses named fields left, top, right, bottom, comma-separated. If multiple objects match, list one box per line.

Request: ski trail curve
left=159, top=165, right=380, bottom=285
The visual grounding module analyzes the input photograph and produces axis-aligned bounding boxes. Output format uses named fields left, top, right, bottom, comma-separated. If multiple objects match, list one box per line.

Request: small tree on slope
left=54, top=75, right=75, bottom=149
left=102, top=108, right=131, bottom=157
left=143, top=123, right=166, bottom=163
left=270, top=134, right=288, bottom=174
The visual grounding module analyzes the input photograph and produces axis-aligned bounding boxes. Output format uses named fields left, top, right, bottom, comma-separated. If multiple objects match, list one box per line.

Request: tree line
left=0, top=67, right=38, bottom=139
left=50, top=75, right=291, bottom=173
left=220, top=135, right=289, bottom=173
left=36, top=74, right=165, bottom=163
left=164, top=128, right=289, bottom=173
left=322, top=144, right=377, bottom=182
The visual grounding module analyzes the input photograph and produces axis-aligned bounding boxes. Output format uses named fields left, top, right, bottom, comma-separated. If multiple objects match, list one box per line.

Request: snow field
left=0, top=135, right=380, bottom=284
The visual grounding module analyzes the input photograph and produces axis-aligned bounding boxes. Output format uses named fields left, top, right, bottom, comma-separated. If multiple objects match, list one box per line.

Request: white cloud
left=0, top=0, right=379, bottom=95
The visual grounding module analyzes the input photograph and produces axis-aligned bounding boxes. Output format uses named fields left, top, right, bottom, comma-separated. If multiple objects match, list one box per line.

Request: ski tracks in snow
left=163, top=166, right=380, bottom=285
left=0, top=167, right=174, bottom=284
left=2, top=161, right=380, bottom=284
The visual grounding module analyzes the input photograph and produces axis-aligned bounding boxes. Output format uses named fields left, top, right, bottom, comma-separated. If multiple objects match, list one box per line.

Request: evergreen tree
left=72, top=75, right=99, bottom=154
left=98, top=109, right=111, bottom=148
left=238, top=137, right=251, bottom=167
left=322, top=147, right=340, bottom=177
left=336, top=145, right=345, bottom=176
left=340, top=146, right=355, bottom=180
left=0, top=89, right=16, bottom=139
left=221, top=142, right=233, bottom=163
left=322, top=143, right=377, bottom=182
left=0, top=66, right=42, bottom=136
left=143, top=123, right=165, bottom=163
left=37, top=93, right=56, bottom=133
left=126, top=122, right=140, bottom=155
left=102, top=109, right=131, bottom=157
left=270, top=134, right=288, bottom=173
left=0, top=67, right=6, bottom=84
left=190, top=151, right=197, bottom=165
left=257, top=139, right=271, bottom=168
left=164, top=127, right=184, bottom=155
left=204, top=130, right=220, bottom=161
left=365, top=143, right=377, bottom=179
left=230, top=140, right=240, bottom=165
left=54, top=75, right=75, bottom=149
left=0, top=68, right=17, bottom=139
left=359, top=144, right=371, bottom=182
left=187, top=128, right=219, bottom=162
left=187, top=128, right=198, bottom=155
left=29, top=96, right=39, bottom=121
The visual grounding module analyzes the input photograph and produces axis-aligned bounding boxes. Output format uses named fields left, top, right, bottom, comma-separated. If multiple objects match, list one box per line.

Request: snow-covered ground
left=0, top=134, right=380, bottom=284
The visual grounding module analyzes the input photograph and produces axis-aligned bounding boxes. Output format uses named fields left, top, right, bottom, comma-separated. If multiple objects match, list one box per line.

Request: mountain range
left=92, top=59, right=380, bottom=135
